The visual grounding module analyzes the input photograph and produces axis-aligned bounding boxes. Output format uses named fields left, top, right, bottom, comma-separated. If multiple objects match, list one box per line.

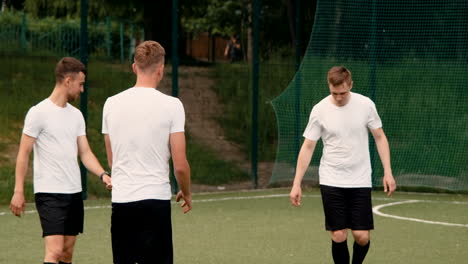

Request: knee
left=46, top=246, right=63, bottom=262
left=352, top=230, right=370, bottom=245
left=331, top=229, right=348, bottom=243
left=60, top=246, right=74, bottom=262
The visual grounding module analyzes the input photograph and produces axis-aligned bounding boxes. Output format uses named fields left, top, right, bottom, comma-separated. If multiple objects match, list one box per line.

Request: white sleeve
left=102, top=99, right=110, bottom=134
left=170, top=99, right=185, bottom=133
left=367, top=100, right=383, bottom=129
left=77, top=111, right=86, bottom=136
left=303, top=106, right=321, bottom=141
left=22, top=107, right=41, bottom=138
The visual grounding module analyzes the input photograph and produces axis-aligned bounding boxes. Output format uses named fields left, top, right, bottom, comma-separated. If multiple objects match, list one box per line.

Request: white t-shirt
left=303, top=92, right=382, bottom=188
left=23, top=98, right=86, bottom=194
left=102, top=87, right=185, bottom=203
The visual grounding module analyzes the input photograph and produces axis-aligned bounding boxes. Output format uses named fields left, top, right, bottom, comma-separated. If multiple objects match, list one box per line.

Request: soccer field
left=1, top=188, right=467, bottom=263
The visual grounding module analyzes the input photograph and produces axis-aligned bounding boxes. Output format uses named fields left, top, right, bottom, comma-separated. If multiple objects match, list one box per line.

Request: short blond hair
left=134, top=41, right=165, bottom=71
left=327, top=66, right=352, bottom=86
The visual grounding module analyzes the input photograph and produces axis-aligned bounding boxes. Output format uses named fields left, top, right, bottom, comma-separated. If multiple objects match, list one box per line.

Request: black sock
left=332, top=240, right=350, bottom=264
left=44, top=262, right=57, bottom=264
left=352, top=241, right=370, bottom=264
left=58, top=262, right=71, bottom=264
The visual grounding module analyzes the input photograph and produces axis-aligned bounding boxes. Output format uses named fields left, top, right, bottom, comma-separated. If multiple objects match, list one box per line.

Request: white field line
left=372, top=200, right=468, bottom=227
left=1, top=193, right=468, bottom=228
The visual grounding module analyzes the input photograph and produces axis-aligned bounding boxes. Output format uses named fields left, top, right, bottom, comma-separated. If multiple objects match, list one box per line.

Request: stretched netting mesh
left=271, top=0, right=468, bottom=191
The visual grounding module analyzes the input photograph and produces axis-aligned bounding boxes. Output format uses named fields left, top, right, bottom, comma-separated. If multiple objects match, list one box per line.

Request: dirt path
left=160, top=66, right=273, bottom=191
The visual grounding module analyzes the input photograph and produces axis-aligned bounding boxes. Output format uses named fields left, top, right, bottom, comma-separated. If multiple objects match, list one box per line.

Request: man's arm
left=10, top=134, right=35, bottom=217
left=370, top=127, right=396, bottom=196
left=77, top=135, right=111, bottom=189
left=170, top=132, right=192, bottom=213
left=290, top=139, right=317, bottom=207
left=104, top=134, right=113, bottom=169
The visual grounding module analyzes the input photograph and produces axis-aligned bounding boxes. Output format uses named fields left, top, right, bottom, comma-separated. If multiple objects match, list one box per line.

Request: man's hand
left=176, top=191, right=192, bottom=214
left=290, top=185, right=302, bottom=207
left=383, top=174, right=396, bottom=197
left=10, top=192, right=26, bottom=217
left=102, top=175, right=112, bottom=190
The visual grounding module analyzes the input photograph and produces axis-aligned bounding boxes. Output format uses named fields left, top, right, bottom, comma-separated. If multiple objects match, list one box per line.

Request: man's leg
left=320, top=185, right=350, bottom=264
left=348, top=188, right=373, bottom=264
left=112, top=202, right=137, bottom=264
left=44, top=235, right=65, bottom=263
left=331, top=229, right=349, bottom=264
left=139, top=200, right=173, bottom=264
left=58, top=235, right=77, bottom=264
left=351, top=230, right=370, bottom=264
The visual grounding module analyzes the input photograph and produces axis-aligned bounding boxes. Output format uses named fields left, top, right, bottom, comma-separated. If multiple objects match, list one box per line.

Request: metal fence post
left=120, top=22, right=124, bottom=63
left=369, top=0, right=378, bottom=183
left=294, top=0, right=301, bottom=164
left=21, top=12, right=27, bottom=52
left=251, top=0, right=261, bottom=189
left=129, top=24, right=134, bottom=63
left=170, top=0, right=180, bottom=194
left=80, top=0, right=89, bottom=200
left=106, top=16, right=111, bottom=57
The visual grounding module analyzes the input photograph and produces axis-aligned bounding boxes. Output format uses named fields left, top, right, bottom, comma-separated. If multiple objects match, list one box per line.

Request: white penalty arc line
left=372, top=200, right=468, bottom=228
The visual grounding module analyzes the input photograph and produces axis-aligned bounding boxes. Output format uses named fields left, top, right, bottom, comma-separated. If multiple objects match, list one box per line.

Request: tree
left=18, top=0, right=317, bottom=61
left=2, top=0, right=25, bottom=11
left=20, top=0, right=181, bottom=57
left=180, top=0, right=317, bottom=60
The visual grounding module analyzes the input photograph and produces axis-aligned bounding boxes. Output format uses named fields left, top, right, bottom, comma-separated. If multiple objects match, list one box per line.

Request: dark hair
left=55, top=57, right=86, bottom=83
left=327, top=66, right=352, bottom=86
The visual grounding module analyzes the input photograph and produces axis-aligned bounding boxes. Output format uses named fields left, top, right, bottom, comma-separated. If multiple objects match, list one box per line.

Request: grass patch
left=0, top=189, right=467, bottom=263
left=210, top=59, right=296, bottom=161
left=187, top=137, right=248, bottom=185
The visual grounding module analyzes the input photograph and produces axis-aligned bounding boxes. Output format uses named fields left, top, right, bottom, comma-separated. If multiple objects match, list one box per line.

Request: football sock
left=332, top=240, right=350, bottom=264
left=352, top=241, right=370, bottom=264
left=58, top=262, right=71, bottom=264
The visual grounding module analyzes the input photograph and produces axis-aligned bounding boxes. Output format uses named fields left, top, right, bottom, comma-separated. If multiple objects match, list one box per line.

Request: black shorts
left=320, top=185, right=374, bottom=231
left=35, top=192, right=84, bottom=237
left=111, top=199, right=173, bottom=264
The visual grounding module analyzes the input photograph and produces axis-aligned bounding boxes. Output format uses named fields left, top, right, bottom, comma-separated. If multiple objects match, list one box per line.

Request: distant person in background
left=10, top=57, right=112, bottom=264
left=102, top=40, right=192, bottom=264
left=224, top=35, right=242, bottom=62
left=289, top=66, right=396, bottom=264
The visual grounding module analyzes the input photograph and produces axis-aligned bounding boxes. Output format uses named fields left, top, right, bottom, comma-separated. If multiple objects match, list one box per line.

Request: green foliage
left=23, top=0, right=143, bottom=22
left=0, top=9, right=23, bottom=24
left=0, top=11, right=140, bottom=59
left=10, top=1, right=317, bottom=58
left=24, top=0, right=79, bottom=18
left=181, top=0, right=249, bottom=37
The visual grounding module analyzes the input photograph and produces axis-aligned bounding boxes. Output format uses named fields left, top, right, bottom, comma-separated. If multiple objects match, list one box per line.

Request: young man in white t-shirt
left=289, top=66, right=396, bottom=264
left=102, top=40, right=192, bottom=264
left=10, top=57, right=112, bottom=264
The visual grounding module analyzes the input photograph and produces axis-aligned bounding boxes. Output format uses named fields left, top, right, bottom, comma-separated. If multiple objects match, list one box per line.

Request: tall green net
left=271, top=0, right=468, bottom=191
